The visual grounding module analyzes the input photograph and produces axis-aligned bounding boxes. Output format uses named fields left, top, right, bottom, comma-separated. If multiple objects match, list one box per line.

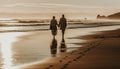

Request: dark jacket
left=59, top=17, right=67, bottom=30
left=50, top=19, right=58, bottom=30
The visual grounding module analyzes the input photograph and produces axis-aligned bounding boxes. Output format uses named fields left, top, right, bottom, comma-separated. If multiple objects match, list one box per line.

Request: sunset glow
left=0, top=0, right=119, bottom=19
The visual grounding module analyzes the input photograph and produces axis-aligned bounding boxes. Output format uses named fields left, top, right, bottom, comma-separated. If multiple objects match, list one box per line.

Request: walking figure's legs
left=53, top=35, right=55, bottom=39
left=62, top=30, right=65, bottom=39
left=51, top=29, right=57, bottom=39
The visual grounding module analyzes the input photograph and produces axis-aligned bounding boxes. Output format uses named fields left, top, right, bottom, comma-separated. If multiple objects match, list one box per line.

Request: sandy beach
left=11, top=25, right=120, bottom=69
left=0, top=23, right=120, bottom=69
left=0, top=0, right=120, bottom=69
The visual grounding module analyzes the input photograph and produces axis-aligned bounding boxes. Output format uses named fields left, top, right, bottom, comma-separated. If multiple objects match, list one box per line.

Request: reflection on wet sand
left=0, top=33, right=25, bottom=69
left=50, top=38, right=67, bottom=57
left=59, top=39, right=67, bottom=53
left=50, top=38, right=57, bottom=57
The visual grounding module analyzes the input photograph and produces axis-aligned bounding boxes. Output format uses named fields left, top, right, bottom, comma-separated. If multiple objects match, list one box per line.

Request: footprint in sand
left=45, top=65, right=54, bottom=69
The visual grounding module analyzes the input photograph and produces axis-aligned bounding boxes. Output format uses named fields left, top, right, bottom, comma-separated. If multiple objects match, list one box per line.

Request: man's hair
left=53, top=16, right=55, bottom=19
left=62, top=14, right=64, bottom=17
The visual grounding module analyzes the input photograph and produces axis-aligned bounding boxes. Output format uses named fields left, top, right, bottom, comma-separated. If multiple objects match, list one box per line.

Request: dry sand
left=19, top=29, right=120, bottom=69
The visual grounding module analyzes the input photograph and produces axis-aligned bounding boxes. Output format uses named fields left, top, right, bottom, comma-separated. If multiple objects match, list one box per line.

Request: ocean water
left=0, top=20, right=120, bottom=69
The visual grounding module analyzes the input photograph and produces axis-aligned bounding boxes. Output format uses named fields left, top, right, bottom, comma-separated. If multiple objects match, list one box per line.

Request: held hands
left=57, top=24, right=60, bottom=29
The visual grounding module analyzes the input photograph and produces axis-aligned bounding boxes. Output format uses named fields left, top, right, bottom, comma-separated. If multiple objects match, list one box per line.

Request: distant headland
left=97, top=12, right=120, bottom=20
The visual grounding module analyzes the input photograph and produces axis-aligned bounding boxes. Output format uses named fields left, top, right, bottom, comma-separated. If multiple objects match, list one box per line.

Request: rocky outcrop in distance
left=97, top=12, right=120, bottom=20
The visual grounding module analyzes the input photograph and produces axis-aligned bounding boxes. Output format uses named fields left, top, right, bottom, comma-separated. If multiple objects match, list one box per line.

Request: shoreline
left=0, top=23, right=120, bottom=33
left=18, top=26, right=120, bottom=69
left=0, top=25, right=120, bottom=69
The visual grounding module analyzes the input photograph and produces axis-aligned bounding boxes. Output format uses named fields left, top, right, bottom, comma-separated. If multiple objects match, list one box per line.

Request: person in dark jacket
left=59, top=15, right=67, bottom=39
left=50, top=16, right=58, bottom=38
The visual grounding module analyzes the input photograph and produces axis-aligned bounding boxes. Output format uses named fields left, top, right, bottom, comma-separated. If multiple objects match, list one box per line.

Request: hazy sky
left=0, top=0, right=120, bottom=19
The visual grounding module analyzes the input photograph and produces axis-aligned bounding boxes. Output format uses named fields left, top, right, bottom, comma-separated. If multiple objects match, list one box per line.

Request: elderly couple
left=50, top=15, right=67, bottom=39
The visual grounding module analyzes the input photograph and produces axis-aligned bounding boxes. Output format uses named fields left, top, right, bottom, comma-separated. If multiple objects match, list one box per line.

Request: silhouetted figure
left=59, top=15, right=67, bottom=39
left=50, top=38, right=57, bottom=57
left=50, top=16, right=58, bottom=38
left=59, top=38, right=67, bottom=52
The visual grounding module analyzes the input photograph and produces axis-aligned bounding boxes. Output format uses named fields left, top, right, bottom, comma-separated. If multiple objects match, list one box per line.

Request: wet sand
left=18, top=27, right=120, bottom=69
